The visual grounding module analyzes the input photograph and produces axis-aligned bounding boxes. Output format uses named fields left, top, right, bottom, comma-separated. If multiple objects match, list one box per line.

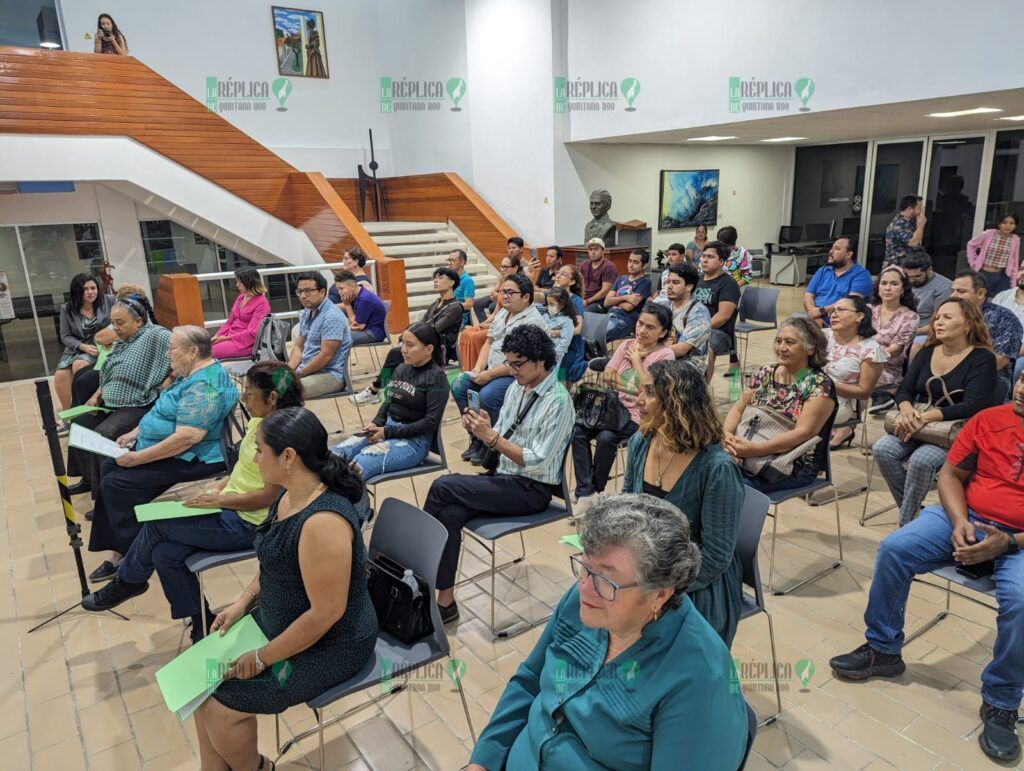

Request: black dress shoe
left=66, top=480, right=91, bottom=496
left=88, top=560, right=119, bottom=583
left=438, top=600, right=460, bottom=625
left=461, top=438, right=482, bottom=461
left=84, top=509, right=94, bottom=522
left=82, top=577, right=148, bottom=611
left=979, top=702, right=1021, bottom=763
left=829, top=642, right=906, bottom=681
left=469, top=444, right=488, bottom=466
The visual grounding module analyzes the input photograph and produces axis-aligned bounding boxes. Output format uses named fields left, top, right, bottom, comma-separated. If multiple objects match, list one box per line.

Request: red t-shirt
left=580, top=258, right=618, bottom=299
left=946, top=404, right=1024, bottom=529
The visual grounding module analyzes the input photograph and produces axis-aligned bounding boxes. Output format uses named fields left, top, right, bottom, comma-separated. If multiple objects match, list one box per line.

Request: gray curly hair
left=779, top=315, right=828, bottom=369
left=579, top=493, right=700, bottom=610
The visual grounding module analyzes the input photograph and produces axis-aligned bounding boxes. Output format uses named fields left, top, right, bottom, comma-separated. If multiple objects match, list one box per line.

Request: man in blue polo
left=803, top=235, right=873, bottom=327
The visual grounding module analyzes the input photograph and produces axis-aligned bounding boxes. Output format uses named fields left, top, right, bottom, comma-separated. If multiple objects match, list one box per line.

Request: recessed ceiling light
left=927, top=107, right=1002, bottom=118
left=759, top=137, right=806, bottom=143
left=686, top=135, right=737, bottom=142
left=996, top=115, right=1024, bottom=121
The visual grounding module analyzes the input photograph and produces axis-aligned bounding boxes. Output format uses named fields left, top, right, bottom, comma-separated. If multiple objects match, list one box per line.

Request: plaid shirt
left=99, top=324, right=172, bottom=408
left=982, top=232, right=1014, bottom=272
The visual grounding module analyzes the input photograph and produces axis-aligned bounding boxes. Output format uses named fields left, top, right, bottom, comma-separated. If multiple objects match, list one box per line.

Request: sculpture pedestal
left=563, top=245, right=635, bottom=275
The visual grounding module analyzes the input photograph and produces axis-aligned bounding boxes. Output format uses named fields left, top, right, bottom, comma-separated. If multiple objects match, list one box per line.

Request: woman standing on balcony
left=94, top=14, right=128, bottom=55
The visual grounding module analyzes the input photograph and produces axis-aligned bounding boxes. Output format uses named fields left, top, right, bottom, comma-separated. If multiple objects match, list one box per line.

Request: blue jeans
left=332, top=417, right=431, bottom=479
left=451, top=372, right=513, bottom=426
left=864, top=505, right=1024, bottom=711
left=118, top=509, right=256, bottom=619
left=605, top=314, right=635, bottom=342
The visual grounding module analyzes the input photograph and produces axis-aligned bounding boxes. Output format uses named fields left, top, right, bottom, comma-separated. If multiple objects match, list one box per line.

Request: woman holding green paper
left=192, top=407, right=377, bottom=771
left=82, top=362, right=304, bottom=642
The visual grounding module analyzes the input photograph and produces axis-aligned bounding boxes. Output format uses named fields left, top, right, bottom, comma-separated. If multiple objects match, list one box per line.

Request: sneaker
left=469, top=443, right=488, bottom=466
left=66, top=480, right=91, bottom=496
left=867, top=392, right=896, bottom=415
left=979, top=702, right=1021, bottom=762
left=82, top=577, right=149, bottom=611
left=88, top=560, right=119, bottom=583
left=349, top=386, right=380, bottom=405
left=84, top=508, right=94, bottom=522
left=829, top=642, right=906, bottom=680
left=438, top=600, right=460, bottom=625
left=461, top=437, right=482, bottom=462
left=56, top=421, right=71, bottom=437
left=722, top=367, right=740, bottom=379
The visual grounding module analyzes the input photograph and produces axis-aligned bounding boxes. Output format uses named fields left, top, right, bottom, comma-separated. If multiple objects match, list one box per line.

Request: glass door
left=0, top=226, right=48, bottom=381
left=923, top=136, right=985, bottom=278
left=863, top=141, right=924, bottom=275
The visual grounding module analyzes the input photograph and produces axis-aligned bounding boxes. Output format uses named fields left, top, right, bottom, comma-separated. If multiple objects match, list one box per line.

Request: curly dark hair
left=870, top=266, right=917, bottom=313
left=502, top=323, right=556, bottom=370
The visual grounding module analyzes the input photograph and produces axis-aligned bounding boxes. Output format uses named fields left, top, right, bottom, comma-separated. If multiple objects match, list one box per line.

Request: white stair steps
left=379, top=242, right=469, bottom=258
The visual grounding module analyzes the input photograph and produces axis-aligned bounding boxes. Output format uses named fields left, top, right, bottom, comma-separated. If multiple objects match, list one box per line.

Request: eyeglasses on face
left=570, top=553, right=639, bottom=601
left=295, top=287, right=322, bottom=297
left=502, top=357, right=528, bottom=372
left=499, top=288, right=525, bottom=297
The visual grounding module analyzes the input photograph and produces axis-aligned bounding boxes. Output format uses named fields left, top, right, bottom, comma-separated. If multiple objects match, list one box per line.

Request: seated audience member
left=55, top=273, right=115, bottom=420
left=334, top=271, right=388, bottom=345
left=426, top=325, right=574, bottom=623
left=902, top=251, right=952, bottom=347
left=474, top=239, right=527, bottom=322
left=465, top=494, right=748, bottom=771
left=333, top=322, right=448, bottom=479
left=453, top=273, right=545, bottom=465
left=803, top=236, right=873, bottom=327
left=663, top=263, right=712, bottom=373
left=192, top=407, right=377, bottom=771
left=81, top=362, right=302, bottom=640
left=604, top=248, right=652, bottom=341
left=992, top=261, right=1024, bottom=384
left=831, top=380, right=1024, bottom=763
left=447, top=248, right=477, bottom=327
left=551, top=264, right=587, bottom=383
left=287, top=271, right=352, bottom=398
left=651, top=242, right=687, bottom=305
left=694, top=241, right=741, bottom=378
left=624, top=360, right=744, bottom=645
left=950, top=269, right=1023, bottom=393
left=87, top=326, right=239, bottom=582
left=332, top=246, right=374, bottom=299
left=884, top=194, right=926, bottom=266
left=544, top=286, right=579, bottom=371
left=534, top=245, right=563, bottom=295
left=867, top=265, right=919, bottom=413
left=572, top=303, right=675, bottom=499
left=871, top=298, right=998, bottom=526
left=686, top=224, right=709, bottom=269
left=211, top=268, right=272, bottom=360
left=967, top=212, right=1020, bottom=297
left=716, top=225, right=753, bottom=378
left=722, top=317, right=837, bottom=493
left=66, top=294, right=171, bottom=498
left=580, top=237, right=618, bottom=313
left=350, top=267, right=462, bottom=405
left=823, top=295, right=886, bottom=449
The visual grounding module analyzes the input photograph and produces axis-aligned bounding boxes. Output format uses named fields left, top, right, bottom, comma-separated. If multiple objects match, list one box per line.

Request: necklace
left=279, top=480, right=327, bottom=520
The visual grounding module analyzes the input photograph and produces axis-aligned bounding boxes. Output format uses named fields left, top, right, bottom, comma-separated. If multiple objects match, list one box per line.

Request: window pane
left=924, top=137, right=984, bottom=278
left=986, top=130, right=1024, bottom=230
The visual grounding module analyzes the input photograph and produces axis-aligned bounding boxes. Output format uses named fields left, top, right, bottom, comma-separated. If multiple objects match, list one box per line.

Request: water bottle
left=401, top=569, right=421, bottom=598
left=729, top=370, right=741, bottom=404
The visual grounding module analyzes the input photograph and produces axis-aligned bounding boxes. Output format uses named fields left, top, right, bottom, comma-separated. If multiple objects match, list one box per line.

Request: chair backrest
left=815, top=390, right=841, bottom=483
left=736, top=486, right=771, bottom=608
left=550, top=439, right=575, bottom=519
left=581, top=312, right=609, bottom=358
left=429, top=415, right=448, bottom=468
left=220, top=410, right=246, bottom=472
left=739, top=287, right=780, bottom=325
left=368, top=498, right=452, bottom=654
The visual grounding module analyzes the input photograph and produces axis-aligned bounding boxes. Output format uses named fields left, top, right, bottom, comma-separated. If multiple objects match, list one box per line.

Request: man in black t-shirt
left=693, top=240, right=741, bottom=378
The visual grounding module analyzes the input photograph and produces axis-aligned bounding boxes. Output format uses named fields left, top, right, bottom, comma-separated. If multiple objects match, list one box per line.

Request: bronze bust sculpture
left=584, top=189, right=616, bottom=246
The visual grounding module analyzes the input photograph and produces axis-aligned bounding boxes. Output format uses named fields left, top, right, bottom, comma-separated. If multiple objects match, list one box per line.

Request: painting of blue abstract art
left=658, top=170, right=719, bottom=230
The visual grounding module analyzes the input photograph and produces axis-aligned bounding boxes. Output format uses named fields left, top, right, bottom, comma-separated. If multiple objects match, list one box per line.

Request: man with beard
left=803, top=236, right=873, bottom=327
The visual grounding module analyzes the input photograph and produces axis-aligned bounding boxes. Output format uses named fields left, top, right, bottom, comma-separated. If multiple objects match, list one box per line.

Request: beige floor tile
left=79, top=696, right=136, bottom=756
left=26, top=692, right=77, bottom=752
left=0, top=733, right=31, bottom=771
left=129, top=703, right=189, bottom=760
left=404, top=718, right=472, bottom=771
left=834, top=711, right=939, bottom=770
left=89, top=740, right=144, bottom=771
left=32, top=735, right=86, bottom=771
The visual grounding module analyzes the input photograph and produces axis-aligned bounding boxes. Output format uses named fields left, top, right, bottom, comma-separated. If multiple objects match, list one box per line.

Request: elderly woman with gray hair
left=466, top=494, right=749, bottom=771
left=88, top=325, right=239, bottom=583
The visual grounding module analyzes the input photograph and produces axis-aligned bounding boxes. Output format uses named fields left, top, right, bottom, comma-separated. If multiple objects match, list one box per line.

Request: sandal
left=829, top=426, right=855, bottom=450
left=258, top=755, right=276, bottom=771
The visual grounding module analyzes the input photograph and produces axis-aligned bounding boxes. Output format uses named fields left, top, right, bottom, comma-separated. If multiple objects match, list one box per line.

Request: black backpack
left=251, top=314, right=292, bottom=362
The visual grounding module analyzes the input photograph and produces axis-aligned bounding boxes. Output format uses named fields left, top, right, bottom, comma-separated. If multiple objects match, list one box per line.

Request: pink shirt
left=607, top=340, right=675, bottom=424
left=823, top=329, right=887, bottom=387
left=870, top=305, right=918, bottom=386
left=967, top=229, right=1020, bottom=282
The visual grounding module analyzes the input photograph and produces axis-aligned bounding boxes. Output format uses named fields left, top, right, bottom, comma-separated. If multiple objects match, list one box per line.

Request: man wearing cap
left=580, top=238, right=618, bottom=314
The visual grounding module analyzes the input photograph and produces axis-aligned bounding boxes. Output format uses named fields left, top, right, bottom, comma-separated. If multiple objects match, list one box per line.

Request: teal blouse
left=470, top=586, right=748, bottom=771
left=135, top=362, right=239, bottom=465
left=622, top=434, right=745, bottom=645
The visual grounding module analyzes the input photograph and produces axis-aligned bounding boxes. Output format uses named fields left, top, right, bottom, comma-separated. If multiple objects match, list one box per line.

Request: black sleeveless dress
left=213, top=491, right=377, bottom=714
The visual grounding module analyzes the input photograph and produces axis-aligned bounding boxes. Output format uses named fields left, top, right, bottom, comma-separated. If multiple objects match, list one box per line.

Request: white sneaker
left=349, top=386, right=380, bottom=405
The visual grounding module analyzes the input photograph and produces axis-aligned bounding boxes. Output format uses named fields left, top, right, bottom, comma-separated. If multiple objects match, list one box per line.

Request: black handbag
left=573, top=384, right=631, bottom=433
left=366, top=553, right=432, bottom=644
left=480, top=391, right=541, bottom=472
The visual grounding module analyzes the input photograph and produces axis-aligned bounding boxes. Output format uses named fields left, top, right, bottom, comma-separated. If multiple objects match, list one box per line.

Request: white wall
left=556, top=143, right=794, bottom=254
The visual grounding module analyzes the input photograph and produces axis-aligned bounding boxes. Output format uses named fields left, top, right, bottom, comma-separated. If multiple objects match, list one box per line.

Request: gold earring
left=653, top=607, right=660, bottom=622
left=287, top=465, right=292, bottom=475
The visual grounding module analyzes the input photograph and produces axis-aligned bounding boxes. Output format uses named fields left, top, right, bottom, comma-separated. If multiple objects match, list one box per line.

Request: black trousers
left=88, top=456, right=226, bottom=555
left=71, top=365, right=100, bottom=405
left=424, top=473, right=555, bottom=590
left=571, top=420, right=637, bottom=496
left=67, top=406, right=150, bottom=496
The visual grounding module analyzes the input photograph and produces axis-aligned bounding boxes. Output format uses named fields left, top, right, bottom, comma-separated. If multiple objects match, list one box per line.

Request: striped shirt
left=494, top=368, right=574, bottom=485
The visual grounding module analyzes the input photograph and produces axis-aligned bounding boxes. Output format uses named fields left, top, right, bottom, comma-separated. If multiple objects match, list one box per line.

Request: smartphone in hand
left=467, top=390, right=481, bottom=412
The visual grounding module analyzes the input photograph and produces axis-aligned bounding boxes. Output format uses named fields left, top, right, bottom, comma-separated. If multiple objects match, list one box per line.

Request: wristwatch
left=1006, top=533, right=1020, bottom=555
left=254, top=647, right=266, bottom=672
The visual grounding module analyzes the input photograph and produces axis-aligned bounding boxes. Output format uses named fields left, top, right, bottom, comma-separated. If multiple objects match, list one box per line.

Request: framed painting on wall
left=272, top=6, right=329, bottom=79
left=658, top=170, right=719, bottom=230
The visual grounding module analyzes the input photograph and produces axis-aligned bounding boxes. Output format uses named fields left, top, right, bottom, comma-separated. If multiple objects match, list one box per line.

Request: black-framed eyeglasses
left=499, top=288, right=525, bottom=297
left=570, top=553, right=639, bottom=601
left=295, top=287, right=321, bottom=297
left=503, top=357, right=528, bottom=372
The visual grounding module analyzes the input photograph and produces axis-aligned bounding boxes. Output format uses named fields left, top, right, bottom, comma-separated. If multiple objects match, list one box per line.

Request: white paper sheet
left=68, top=423, right=129, bottom=459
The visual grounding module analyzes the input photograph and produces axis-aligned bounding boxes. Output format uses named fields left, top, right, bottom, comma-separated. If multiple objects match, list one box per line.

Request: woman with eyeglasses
left=459, top=257, right=526, bottom=381
left=464, top=493, right=748, bottom=771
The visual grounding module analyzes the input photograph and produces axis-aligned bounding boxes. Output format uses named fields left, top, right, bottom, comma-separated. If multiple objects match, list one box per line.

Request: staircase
left=361, top=222, right=497, bottom=314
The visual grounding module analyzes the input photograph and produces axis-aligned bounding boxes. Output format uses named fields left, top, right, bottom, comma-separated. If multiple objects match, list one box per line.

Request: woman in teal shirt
left=467, top=494, right=748, bottom=771
left=88, top=325, right=239, bottom=582
left=623, top=358, right=745, bottom=644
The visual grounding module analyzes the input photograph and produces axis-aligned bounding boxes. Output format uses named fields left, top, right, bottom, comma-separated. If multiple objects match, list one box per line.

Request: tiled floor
left=0, top=283, right=1018, bottom=770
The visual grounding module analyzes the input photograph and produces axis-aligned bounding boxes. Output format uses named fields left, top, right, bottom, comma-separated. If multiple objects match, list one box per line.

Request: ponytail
left=316, top=452, right=365, bottom=503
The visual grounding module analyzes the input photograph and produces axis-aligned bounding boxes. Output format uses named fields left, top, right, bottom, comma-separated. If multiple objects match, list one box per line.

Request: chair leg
left=772, top=486, right=842, bottom=596
left=332, top=398, right=346, bottom=434
left=904, top=579, right=953, bottom=644
left=861, top=453, right=897, bottom=525
left=411, top=478, right=420, bottom=508
left=760, top=607, right=782, bottom=727
left=489, top=542, right=497, bottom=637
left=199, top=572, right=208, bottom=637
left=451, top=654, right=478, bottom=744
left=767, top=505, right=779, bottom=595
left=316, top=706, right=325, bottom=771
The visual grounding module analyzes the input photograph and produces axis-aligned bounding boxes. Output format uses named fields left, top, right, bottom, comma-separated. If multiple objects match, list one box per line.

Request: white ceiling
left=580, top=88, right=1024, bottom=146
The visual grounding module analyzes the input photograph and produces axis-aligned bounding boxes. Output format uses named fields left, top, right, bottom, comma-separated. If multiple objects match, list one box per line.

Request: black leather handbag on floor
left=366, top=553, right=433, bottom=644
